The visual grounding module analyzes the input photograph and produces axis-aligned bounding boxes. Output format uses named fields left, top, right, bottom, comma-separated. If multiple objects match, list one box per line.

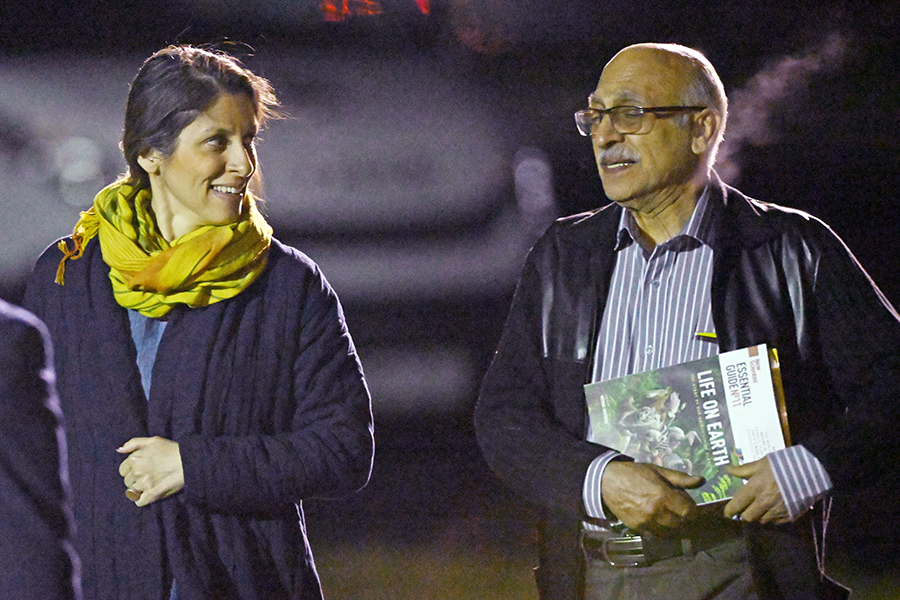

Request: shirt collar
left=614, top=185, right=717, bottom=251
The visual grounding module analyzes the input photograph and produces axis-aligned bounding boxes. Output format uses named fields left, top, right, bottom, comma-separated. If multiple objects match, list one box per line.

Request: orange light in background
left=321, top=0, right=384, bottom=22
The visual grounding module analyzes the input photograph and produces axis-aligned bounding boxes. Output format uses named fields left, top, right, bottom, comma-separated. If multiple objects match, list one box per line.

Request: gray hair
left=625, top=43, right=729, bottom=167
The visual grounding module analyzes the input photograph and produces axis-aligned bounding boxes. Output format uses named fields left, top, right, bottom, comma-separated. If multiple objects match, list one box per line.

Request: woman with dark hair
left=24, top=45, right=374, bottom=600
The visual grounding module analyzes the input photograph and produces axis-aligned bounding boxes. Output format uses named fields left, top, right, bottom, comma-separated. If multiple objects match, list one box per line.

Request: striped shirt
left=582, top=188, right=831, bottom=523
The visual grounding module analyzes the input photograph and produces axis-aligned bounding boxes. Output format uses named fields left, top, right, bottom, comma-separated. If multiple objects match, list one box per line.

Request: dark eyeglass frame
left=574, top=105, right=707, bottom=136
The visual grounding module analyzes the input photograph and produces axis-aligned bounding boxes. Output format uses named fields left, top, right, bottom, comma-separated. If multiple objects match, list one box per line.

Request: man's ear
left=137, top=150, right=163, bottom=176
left=691, top=109, right=720, bottom=156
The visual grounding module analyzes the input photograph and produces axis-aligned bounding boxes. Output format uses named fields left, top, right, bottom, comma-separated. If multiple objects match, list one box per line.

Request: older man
left=476, top=43, right=900, bottom=599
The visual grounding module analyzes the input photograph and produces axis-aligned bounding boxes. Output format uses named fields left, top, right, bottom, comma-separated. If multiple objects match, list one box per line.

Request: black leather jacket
left=476, top=178, right=900, bottom=598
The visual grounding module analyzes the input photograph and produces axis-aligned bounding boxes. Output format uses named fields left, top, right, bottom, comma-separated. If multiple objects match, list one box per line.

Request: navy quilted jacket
left=25, top=237, right=374, bottom=600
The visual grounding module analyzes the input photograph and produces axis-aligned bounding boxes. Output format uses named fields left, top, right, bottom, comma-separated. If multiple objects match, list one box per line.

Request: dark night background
left=2, top=1, right=898, bottom=597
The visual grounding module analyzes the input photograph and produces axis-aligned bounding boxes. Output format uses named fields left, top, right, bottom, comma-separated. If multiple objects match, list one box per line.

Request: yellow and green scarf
left=56, top=181, right=272, bottom=318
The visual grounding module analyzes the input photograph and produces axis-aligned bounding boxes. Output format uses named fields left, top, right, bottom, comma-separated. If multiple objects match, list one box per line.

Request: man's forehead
left=588, top=89, right=643, bottom=108
left=590, top=51, right=687, bottom=107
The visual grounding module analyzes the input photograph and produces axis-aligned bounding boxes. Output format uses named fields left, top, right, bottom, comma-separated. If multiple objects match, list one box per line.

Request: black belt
left=582, top=519, right=743, bottom=568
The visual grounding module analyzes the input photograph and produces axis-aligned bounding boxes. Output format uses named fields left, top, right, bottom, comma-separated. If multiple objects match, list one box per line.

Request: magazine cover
left=584, top=344, right=790, bottom=505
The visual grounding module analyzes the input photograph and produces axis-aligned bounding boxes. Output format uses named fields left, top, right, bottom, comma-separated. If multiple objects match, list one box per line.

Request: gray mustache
left=598, top=149, right=639, bottom=164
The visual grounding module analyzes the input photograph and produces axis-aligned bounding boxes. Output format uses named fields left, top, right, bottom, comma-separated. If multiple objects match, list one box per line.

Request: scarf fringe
left=55, top=211, right=96, bottom=285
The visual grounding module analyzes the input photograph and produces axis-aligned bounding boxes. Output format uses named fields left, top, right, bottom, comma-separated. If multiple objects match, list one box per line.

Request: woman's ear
left=137, top=150, right=163, bottom=176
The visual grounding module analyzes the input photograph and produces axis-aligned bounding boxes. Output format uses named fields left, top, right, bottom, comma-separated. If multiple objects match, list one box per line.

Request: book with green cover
left=584, top=344, right=790, bottom=505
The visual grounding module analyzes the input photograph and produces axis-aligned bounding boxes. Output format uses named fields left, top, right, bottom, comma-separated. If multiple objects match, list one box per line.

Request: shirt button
left=646, top=345, right=654, bottom=355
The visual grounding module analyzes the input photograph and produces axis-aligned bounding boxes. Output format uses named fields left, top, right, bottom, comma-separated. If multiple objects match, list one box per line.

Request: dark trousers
left=584, top=537, right=755, bottom=600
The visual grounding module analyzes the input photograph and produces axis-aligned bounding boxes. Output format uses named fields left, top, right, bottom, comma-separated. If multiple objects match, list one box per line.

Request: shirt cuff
left=768, top=445, right=833, bottom=520
left=583, top=450, right=624, bottom=520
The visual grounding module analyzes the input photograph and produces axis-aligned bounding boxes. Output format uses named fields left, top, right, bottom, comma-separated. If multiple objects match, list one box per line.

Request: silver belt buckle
left=601, top=534, right=647, bottom=567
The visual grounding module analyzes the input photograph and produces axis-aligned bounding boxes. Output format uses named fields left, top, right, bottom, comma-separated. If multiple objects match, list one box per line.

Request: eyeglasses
left=574, top=105, right=706, bottom=136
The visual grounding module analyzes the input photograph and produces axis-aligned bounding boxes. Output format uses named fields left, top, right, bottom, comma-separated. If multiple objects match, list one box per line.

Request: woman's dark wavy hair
left=122, top=45, right=281, bottom=187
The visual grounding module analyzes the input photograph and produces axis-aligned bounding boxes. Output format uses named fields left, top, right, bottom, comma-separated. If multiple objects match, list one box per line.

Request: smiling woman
left=138, top=93, right=259, bottom=241
left=23, top=45, right=374, bottom=600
